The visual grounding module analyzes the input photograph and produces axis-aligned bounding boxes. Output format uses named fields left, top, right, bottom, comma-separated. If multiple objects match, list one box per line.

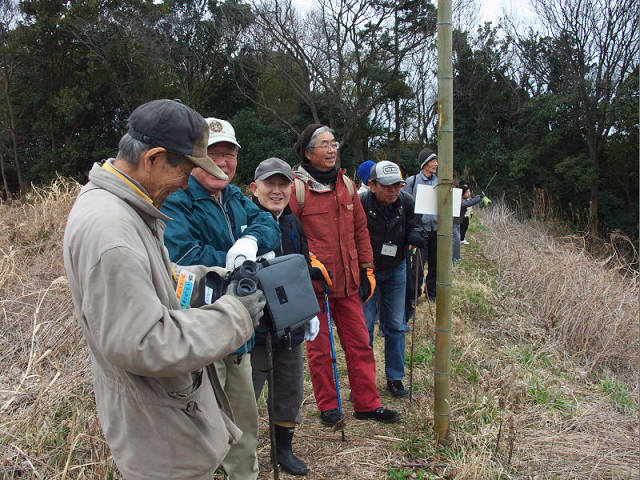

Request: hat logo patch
left=382, top=165, right=399, bottom=175
left=209, top=120, right=223, bottom=133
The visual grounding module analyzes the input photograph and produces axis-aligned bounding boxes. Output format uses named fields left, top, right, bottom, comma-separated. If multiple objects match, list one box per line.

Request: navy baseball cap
left=127, top=99, right=228, bottom=180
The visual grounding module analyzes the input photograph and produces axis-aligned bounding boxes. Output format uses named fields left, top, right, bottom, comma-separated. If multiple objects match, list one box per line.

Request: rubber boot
left=274, top=425, right=308, bottom=476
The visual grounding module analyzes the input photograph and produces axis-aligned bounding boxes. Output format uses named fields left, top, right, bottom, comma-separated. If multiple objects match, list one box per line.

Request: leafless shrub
left=480, top=200, right=640, bottom=380
left=0, top=178, right=115, bottom=477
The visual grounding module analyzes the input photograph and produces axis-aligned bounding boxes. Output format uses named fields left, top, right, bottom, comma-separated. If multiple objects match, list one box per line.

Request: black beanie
left=295, top=123, right=325, bottom=163
left=418, top=147, right=437, bottom=169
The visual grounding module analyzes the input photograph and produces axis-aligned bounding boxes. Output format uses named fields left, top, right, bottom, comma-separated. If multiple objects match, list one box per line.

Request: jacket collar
left=86, top=162, right=171, bottom=222
left=363, top=189, right=403, bottom=214
left=294, top=164, right=345, bottom=192
left=419, top=171, right=437, bottom=182
left=188, top=175, right=238, bottom=202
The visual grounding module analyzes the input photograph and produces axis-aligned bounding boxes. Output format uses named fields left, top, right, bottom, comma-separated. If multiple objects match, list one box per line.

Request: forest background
left=0, top=0, right=638, bottom=250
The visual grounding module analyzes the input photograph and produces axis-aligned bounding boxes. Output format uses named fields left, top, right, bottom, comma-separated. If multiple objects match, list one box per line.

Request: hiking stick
left=325, top=290, right=346, bottom=440
left=266, top=334, right=280, bottom=479
left=409, top=247, right=421, bottom=403
left=484, top=172, right=497, bottom=193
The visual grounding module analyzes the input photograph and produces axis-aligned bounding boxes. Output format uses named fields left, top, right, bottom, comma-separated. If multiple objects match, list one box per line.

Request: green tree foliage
left=451, top=24, right=526, bottom=191
left=0, top=0, right=636, bottom=246
left=599, top=66, right=639, bottom=238
left=513, top=0, right=639, bottom=232
left=1, top=0, right=254, bottom=185
left=230, top=108, right=297, bottom=184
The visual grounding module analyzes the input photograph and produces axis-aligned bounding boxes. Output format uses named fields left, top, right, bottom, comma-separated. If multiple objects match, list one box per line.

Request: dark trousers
left=251, top=342, right=304, bottom=424
left=421, top=230, right=438, bottom=299
left=406, top=230, right=438, bottom=302
left=460, top=217, right=470, bottom=241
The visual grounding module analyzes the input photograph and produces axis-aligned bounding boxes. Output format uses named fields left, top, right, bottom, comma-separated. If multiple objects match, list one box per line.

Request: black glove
left=358, top=268, right=375, bottom=302
left=310, top=266, right=333, bottom=285
left=225, top=281, right=266, bottom=328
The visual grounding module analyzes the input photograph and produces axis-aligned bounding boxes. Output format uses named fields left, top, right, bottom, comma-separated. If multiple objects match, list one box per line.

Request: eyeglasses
left=310, top=141, right=340, bottom=151
left=209, top=152, right=237, bottom=161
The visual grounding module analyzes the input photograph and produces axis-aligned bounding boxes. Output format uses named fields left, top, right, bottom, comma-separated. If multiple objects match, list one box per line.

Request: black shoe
left=387, top=380, right=409, bottom=398
left=320, top=408, right=344, bottom=427
left=275, top=425, right=308, bottom=476
left=354, top=406, right=400, bottom=423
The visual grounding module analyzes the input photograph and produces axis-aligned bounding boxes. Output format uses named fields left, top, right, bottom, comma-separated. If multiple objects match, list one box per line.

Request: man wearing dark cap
left=290, top=124, right=400, bottom=426
left=403, top=147, right=439, bottom=301
left=63, top=99, right=266, bottom=480
left=360, top=161, right=426, bottom=398
left=161, top=118, right=280, bottom=480
left=249, top=157, right=324, bottom=476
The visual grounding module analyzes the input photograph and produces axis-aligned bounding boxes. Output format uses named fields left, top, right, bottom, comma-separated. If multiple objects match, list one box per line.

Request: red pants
left=306, top=293, right=382, bottom=413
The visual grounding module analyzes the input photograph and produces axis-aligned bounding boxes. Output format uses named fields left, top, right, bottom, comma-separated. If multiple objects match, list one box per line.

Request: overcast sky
left=289, top=0, right=533, bottom=26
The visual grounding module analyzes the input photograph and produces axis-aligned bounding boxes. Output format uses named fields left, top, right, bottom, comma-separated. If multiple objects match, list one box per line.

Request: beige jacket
left=63, top=163, right=254, bottom=480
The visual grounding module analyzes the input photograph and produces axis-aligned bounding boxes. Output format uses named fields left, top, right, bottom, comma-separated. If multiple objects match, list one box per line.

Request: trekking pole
left=409, top=247, right=421, bottom=403
left=484, top=172, right=497, bottom=193
left=324, top=290, right=346, bottom=441
left=266, top=334, right=280, bottom=479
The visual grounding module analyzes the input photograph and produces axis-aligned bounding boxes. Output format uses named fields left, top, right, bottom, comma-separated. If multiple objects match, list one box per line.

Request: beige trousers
left=215, top=354, right=259, bottom=480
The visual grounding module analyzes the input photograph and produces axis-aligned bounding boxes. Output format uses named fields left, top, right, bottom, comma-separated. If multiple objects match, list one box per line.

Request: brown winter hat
left=295, top=123, right=325, bottom=163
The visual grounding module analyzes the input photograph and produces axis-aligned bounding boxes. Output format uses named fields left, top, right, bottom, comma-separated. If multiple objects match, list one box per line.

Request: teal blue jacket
left=162, top=176, right=280, bottom=267
left=161, top=175, right=280, bottom=354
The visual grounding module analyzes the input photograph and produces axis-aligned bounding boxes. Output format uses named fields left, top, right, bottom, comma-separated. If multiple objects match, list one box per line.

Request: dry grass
left=1, top=183, right=638, bottom=479
left=0, top=178, right=114, bottom=478
left=480, top=202, right=639, bottom=380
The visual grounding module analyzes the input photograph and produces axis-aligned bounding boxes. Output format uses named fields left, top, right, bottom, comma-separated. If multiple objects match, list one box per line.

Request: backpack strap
left=342, top=173, right=355, bottom=197
left=407, top=175, right=417, bottom=196
left=294, top=172, right=355, bottom=213
left=294, top=177, right=306, bottom=211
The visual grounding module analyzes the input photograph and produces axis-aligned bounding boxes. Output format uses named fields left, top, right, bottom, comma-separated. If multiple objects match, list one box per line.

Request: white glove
left=225, top=236, right=258, bottom=270
left=257, top=250, right=276, bottom=261
left=304, top=316, right=320, bottom=342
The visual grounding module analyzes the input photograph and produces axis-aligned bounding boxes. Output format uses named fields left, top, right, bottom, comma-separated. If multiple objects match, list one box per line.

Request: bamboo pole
left=433, top=0, right=453, bottom=445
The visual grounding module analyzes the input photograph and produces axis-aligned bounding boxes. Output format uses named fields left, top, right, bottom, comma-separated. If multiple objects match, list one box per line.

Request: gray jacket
left=402, top=172, right=439, bottom=231
left=454, top=194, right=483, bottom=224
left=63, top=163, right=254, bottom=480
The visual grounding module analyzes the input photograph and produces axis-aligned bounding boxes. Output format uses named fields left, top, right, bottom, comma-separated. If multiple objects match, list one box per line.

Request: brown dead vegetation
left=1, top=181, right=637, bottom=479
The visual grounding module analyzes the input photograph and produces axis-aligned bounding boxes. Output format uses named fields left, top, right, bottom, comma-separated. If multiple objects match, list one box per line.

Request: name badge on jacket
left=381, top=243, right=398, bottom=257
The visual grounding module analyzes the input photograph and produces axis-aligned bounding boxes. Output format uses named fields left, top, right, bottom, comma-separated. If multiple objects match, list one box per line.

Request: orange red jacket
left=289, top=166, right=373, bottom=298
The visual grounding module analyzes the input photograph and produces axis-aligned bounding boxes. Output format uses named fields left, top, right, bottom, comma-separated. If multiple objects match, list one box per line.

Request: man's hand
left=225, top=281, right=266, bottom=327
left=310, top=254, right=333, bottom=289
left=359, top=267, right=376, bottom=303
left=225, top=236, right=258, bottom=270
left=304, top=316, right=320, bottom=341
